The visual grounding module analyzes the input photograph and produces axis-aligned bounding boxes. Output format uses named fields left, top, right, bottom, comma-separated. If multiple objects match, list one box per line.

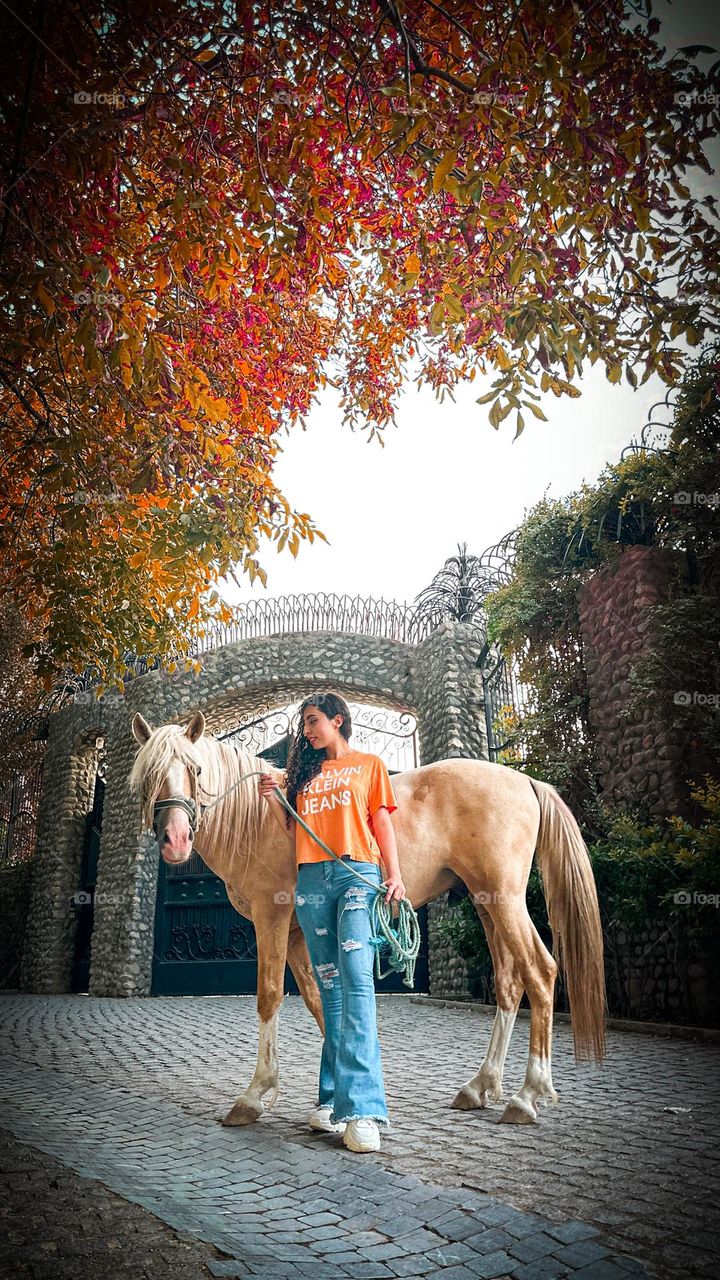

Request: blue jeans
left=294, top=857, right=390, bottom=1128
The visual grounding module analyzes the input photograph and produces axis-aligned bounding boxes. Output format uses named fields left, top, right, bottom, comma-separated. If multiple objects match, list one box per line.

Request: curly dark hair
left=284, top=692, right=353, bottom=830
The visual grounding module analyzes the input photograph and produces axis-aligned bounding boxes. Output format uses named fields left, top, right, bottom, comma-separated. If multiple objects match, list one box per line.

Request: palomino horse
left=129, top=710, right=606, bottom=1127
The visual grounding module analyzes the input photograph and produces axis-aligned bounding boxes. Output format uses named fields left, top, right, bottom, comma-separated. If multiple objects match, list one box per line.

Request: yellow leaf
left=35, top=282, right=55, bottom=315
left=154, top=259, right=171, bottom=290
left=119, top=344, right=133, bottom=389
left=404, top=250, right=421, bottom=274
left=128, top=551, right=145, bottom=568
left=432, top=151, right=458, bottom=193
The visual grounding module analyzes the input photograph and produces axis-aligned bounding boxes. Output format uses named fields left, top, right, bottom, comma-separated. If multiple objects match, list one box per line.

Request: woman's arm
left=372, top=807, right=406, bottom=904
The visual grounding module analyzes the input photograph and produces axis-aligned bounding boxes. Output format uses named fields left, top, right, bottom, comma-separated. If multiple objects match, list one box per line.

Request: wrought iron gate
left=151, top=707, right=429, bottom=997
left=71, top=767, right=105, bottom=993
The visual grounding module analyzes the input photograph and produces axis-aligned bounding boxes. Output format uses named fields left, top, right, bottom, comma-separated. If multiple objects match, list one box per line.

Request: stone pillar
left=20, top=701, right=122, bottom=993
left=577, top=545, right=690, bottom=815
left=411, top=621, right=487, bottom=1000
left=88, top=718, right=159, bottom=997
left=410, top=620, right=488, bottom=763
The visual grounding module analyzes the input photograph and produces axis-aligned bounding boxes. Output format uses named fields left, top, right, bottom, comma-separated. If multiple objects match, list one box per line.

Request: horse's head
left=129, top=710, right=207, bottom=865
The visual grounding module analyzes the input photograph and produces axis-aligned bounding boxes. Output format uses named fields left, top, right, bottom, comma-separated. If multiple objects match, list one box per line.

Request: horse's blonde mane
left=128, top=724, right=271, bottom=855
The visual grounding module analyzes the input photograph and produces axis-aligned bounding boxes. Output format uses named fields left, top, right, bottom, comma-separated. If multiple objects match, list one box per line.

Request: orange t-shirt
left=294, top=751, right=398, bottom=866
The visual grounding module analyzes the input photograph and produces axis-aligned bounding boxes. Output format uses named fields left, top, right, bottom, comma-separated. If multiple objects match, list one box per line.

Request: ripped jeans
left=294, top=857, right=390, bottom=1128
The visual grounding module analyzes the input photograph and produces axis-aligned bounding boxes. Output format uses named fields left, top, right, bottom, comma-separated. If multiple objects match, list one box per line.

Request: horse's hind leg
left=451, top=902, right=524, bottom=1110
left=492, top=904, right=559, bottom=1125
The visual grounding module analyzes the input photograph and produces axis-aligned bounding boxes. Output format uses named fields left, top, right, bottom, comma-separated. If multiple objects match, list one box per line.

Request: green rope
left=197, top=767, right=421, bottom=989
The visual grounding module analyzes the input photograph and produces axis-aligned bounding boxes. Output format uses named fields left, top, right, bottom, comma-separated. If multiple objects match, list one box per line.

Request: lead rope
left=191, top=766, right=421, bottom=988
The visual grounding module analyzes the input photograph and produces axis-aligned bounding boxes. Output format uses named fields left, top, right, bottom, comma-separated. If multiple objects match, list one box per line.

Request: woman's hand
left=258, top=772, right=278, bottom=801
left=381, top=874, right=407, bottom=907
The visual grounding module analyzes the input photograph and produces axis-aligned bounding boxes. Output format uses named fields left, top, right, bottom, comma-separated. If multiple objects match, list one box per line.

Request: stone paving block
left=385, top=1256, right=438, bottom=1277
left=508, top=1233, right=563, bottom=1264
left=552, top=1241, right=612, bottom=1269
left=474, top=1203, right=527, bottom=1228
left=461, top=1248, right=521, bottom=1278
left=544, top=1222, right=602, bottom=1245
left=298, top=1212, right=341, bottom=1227
left=431, top=1210, right=488, bottom=1240
left=208, top=1265, right=253, bottom=1278
left=426, top=1240, right=481, bottom=1266
left=464, top=1227, right=515, bottom=1255
left=389, top=1226, right=447, bottom=1251
left=357, top=1242, right=409, bottom=1262
left=345, top=1231, right=393, bottom=1248
left=511, top=1259, right=570, bottom=1280
left=573, top=1265, right=641, bottom=1280
left=433, top=1267, right=484, bottom=1280
left=504, top=1213, right=556, bottom=1240
left=336, top=1264, right=396, bottom=1279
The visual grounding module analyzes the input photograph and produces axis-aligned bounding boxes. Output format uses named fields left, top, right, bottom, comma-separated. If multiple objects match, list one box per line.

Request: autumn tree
left=1, top=0, right=718, bottom=692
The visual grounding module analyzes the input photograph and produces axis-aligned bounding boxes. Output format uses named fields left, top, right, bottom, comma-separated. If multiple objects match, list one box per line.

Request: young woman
left=258, top=691, right=406, bottom=1153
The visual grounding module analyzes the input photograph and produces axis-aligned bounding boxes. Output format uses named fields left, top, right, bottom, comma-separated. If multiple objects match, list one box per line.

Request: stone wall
left=604, top=920, right=720, bottom=1026
left=577, top=545, right=690, bottom=815
left=21, top=622, right=488, bottom=997
left=427, top=893, right=474, bottom=1001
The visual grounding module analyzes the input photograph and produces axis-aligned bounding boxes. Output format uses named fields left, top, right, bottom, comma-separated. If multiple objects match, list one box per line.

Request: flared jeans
left=294, top=856, right=391, bottom=1128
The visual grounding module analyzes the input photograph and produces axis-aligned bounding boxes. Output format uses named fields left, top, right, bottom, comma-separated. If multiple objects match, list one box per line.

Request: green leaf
left=523, top=400, right=548, bottom=421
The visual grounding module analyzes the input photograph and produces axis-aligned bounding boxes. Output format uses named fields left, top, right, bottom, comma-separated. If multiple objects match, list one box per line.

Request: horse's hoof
left=222, top=1099, right=263, bottom=1126
left=450, top=1085, right=481, bottom=1110
left=499, top=1099, right=537, bottom=1125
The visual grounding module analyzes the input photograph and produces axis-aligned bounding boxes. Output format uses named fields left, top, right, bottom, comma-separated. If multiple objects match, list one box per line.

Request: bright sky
left=222, top=0, right=719, bottom=610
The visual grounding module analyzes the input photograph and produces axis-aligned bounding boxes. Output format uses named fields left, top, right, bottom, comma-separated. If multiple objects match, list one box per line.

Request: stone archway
left=22, top=620, right=488, bottom=996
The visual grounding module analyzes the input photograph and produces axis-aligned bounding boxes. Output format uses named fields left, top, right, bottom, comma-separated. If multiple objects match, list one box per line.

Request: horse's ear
left=132, top=713, right=153, bottom=744
left=185, top=710, right=206, bottom=743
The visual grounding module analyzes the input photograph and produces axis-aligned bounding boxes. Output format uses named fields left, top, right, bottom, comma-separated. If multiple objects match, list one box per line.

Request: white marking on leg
left=341, top=938, right=363, bottom=951
left=458, top=1006, right=517, bottom=1105
left=506, top=1053, right=558, bottom=1119
left=243, top=1008, right=281, bottom=1111
left=314, top=926, right=329, bottom=935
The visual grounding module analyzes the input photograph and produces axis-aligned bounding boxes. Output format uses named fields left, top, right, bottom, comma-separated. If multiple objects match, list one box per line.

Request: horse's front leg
left=223, top=898, right=294, bottom=1126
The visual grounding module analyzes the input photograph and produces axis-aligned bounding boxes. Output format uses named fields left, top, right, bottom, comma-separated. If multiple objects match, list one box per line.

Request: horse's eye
left=195, top=766, right=202, bottom=778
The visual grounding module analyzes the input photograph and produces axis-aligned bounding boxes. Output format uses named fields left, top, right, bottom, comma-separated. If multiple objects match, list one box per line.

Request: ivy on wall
left=484, top=343, right=719, bottom=825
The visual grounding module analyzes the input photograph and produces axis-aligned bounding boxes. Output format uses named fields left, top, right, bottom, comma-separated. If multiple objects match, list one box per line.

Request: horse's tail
left=530, top=778, right=607, bottom=1062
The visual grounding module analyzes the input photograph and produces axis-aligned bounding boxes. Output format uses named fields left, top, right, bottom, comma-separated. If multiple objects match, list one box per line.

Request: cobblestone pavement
left=0, top=1127, right=220, bottom=1279
left=0, top=993, right=717, bottom=1280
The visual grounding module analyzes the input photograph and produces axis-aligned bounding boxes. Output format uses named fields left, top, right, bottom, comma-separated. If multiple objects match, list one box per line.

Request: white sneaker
left=342, top=1118, right=381, bottom=1152
left=307, top=1104, right=346, bottom=1133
